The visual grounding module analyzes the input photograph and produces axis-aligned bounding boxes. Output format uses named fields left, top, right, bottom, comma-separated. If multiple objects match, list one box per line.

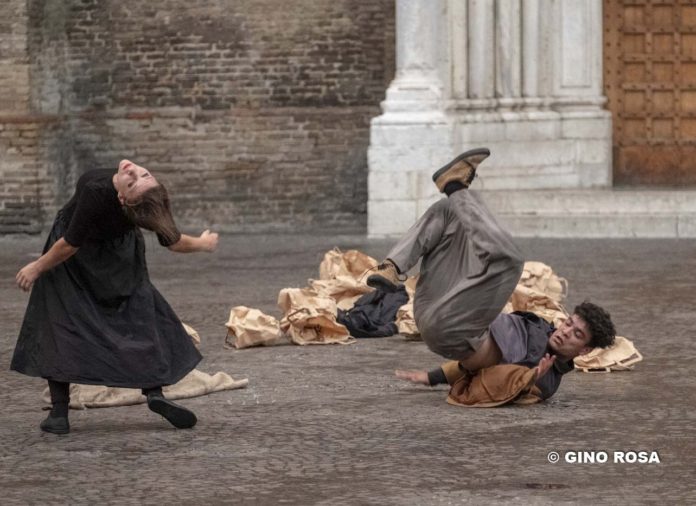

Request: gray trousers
left=387, top=190, right=524, bottom=360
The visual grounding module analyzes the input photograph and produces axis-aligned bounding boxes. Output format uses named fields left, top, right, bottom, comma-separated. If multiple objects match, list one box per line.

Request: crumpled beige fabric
left=42, top=369, right=249, bottom=409
left=396, top=275, right=420, bottom=338
left=500, top=261, right=569, bottom=326
left=396, top=302, right=419, bottom=338
left=223, top=249, right=374, bottom=347
left=42, top=323, right=248, bottom=409
left=403, top=275, right=418, bottom=298
left=224, top=305, right=286, bottom=349
left=503, top=284, right=569, bottom=327
left=573, top=335, right=643, bottom=372
left=182, top=322, right=201, bottom=346
left=278, top=287, right=353, bottom=345
left=517, top=261, right=568, bottom=302
left=308, top=275, right=373, bottom=311
left=314, top=248, right=378, bottom=310
left=319, top=247, right=378, bottom=281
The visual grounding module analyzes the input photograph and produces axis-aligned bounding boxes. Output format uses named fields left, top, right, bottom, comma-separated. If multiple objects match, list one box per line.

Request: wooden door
left=604, top=0, right=696, bottom=186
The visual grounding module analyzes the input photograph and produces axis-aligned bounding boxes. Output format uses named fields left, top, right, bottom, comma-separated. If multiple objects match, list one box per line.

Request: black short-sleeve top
left=61, top=169, right=180, bottom=247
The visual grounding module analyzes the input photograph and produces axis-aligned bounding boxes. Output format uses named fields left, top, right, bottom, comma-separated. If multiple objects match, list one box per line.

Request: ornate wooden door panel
left=604, top=0, right=696, bottom=186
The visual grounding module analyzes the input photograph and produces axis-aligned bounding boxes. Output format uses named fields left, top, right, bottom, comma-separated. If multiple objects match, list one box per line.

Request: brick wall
left=0, top=0, right=31, bottom=112
left=0, top=0, right=395, bottom=234
left=0, top=0, right=56, bottom=233
left=0, top=116, right=65, bottom=234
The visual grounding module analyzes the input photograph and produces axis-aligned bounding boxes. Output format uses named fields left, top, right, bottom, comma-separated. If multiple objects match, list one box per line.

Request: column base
left=367, top=109, right=613, bottom=237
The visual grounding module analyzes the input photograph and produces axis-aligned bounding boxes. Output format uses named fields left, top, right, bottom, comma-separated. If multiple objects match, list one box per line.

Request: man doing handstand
left=367, top=148, right=616, bottom=400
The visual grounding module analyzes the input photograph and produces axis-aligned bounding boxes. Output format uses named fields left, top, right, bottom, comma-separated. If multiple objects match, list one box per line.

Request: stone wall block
left=367, top=199, right=418, bottom=236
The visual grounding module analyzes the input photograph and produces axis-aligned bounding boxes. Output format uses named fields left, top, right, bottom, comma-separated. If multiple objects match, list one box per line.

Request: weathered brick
left=0, top=0, right=395, bottom=234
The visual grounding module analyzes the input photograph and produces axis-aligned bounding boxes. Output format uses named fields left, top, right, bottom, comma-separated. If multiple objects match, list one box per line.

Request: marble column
left=522, top=0, right=542, bottom=107
left=382, top=0, right=444, bottom=113
left=495, top=0, right=522, bottom=109
left=448, top=0, right=468, bottom=100
left=467, top=0, right=495, bottom=101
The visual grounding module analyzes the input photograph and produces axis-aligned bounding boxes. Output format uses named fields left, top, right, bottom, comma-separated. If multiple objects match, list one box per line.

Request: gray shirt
left=429, top=312, right=574, bottom=399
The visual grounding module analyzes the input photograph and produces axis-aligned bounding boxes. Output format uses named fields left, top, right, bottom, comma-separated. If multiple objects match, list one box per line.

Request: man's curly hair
left=574, top=301, right=616, bottom=349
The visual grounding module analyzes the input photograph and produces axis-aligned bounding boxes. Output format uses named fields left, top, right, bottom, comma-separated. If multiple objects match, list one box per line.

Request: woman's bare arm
left=167, top=229, right=219, bottom=253
left=16, top=238, right=78, bottom=291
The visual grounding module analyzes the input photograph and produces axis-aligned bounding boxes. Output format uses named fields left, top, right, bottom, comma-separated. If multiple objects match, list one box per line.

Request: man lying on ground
left=366, top=148, right=616, bottom=400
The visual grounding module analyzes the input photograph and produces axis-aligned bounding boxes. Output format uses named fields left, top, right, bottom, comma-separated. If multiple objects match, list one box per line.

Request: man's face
left=548, top=314, right=593, bottom=359
left=113, top=159, right=159, bottom=205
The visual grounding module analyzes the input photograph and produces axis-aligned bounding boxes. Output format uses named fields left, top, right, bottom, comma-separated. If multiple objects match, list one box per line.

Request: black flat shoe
left=40, top=415, right=70, bottom=435
left=147, top=397, right=197, bottom=429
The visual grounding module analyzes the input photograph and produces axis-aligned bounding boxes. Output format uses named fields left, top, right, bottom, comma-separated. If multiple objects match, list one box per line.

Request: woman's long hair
left=122, top=184, right=181, bottom=245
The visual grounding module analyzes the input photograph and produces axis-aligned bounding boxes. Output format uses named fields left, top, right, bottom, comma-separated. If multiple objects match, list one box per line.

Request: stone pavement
left=1, top=233, right=694, bottom=505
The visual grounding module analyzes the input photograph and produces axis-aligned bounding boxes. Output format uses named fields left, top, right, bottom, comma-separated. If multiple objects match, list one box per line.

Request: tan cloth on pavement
left=308, top=276, right=374, bottom=311
left=278, top=288, right=353, bottom=345
left=319, top=247, right=378, bottom=280
left=225, top=306, right=286, bottom=349
left=182, top=322, right=201, bottom=346
left=43, top=369, right=249, bottom=409
left=395, top=276, right=419, bottom=338
left=224, top=248, right=378, bottom=347
left=396, top=302, right=419, bottom=338
left=502, top=284, right=568, bottom=328
left=501, top=261, right=569, bottom=327
left=446, top=364, right=543, bottom=407
left=517, top=261, right=568, bottom=302
left=314, top=248, right=379, bottom=311
left=573, top=335, right=643, bottom=372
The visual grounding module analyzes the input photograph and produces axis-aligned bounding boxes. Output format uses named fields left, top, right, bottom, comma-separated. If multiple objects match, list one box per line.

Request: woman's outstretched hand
left=14, top=238, right=78, bottom=290
left=16, top=261, right=41, bottom=292
left=167, top=231, right=219, bottom=253
left=199, top=229, right=219, bottom=252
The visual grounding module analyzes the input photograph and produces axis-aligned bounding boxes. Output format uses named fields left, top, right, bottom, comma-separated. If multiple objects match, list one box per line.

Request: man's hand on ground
left=535, top=353, right=556, bottom=379
left=395, top=369, right=430, bottom=385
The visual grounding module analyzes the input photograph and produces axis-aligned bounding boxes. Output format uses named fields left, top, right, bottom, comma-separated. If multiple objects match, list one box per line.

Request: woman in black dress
left=12, top=160, right=218, bottom=434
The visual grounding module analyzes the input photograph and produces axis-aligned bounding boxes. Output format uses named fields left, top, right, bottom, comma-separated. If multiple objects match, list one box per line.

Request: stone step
left=478, top=189, right=696, bottom=237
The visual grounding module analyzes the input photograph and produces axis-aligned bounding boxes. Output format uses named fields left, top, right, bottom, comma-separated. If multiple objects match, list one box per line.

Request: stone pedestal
left=368, top=0, right=612, bottom=236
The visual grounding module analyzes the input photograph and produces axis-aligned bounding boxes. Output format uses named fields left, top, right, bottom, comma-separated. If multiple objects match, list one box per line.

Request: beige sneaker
left=366, top=260, right=403, bottom=293
left=432, top=147, right=490, bottom=193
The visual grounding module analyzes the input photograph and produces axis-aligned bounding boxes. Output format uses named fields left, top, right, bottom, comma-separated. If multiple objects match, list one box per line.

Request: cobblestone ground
left=1, top=232, right=694, bottom=505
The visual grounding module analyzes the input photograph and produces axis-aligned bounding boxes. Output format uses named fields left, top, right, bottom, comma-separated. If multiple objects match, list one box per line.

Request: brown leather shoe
left=432, top=147, right=490, bottom=193
left=366, top=260, right=403, bottom=293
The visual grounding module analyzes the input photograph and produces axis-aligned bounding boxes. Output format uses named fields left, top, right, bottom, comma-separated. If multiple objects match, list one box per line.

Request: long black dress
left=10, top=170, right=202, bottom=388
